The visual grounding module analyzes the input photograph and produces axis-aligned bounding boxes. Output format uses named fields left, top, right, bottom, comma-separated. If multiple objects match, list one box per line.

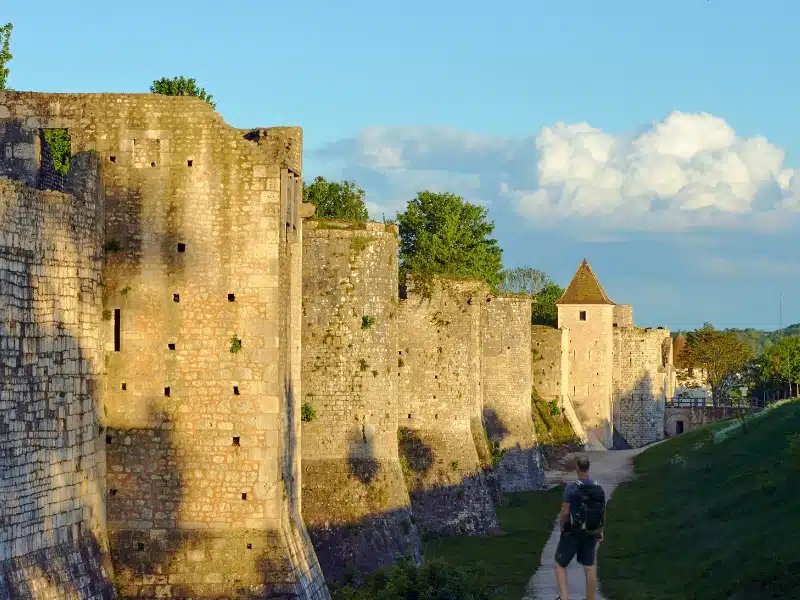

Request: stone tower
left=556, top=259, right=615, bottom=449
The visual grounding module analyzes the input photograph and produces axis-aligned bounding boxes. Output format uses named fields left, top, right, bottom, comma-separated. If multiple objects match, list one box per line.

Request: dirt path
left=522, top=446, right=653, bottom=600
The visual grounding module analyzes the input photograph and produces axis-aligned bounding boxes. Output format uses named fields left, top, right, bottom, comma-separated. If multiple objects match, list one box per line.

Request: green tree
left=679, top=324, right=754, bottom=406
left=396, top=191, right=503, bottom=290
left=0, top=23, right=12, bottom=90
left=150, top=76, right=215, bottom=108
left=302, top=176, right=369, bottom=220
left=532, top=283, right=564, bottom=327
left=757, top=336, right=800, bottom=390
left=497, top=266, right=551, bottom=296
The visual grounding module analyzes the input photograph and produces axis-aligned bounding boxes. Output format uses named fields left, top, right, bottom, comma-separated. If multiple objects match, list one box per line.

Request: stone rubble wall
left=481, top=296, right=544, bottom=491
left=397, top=278, right=499, bottom=536
left=0, top=91, right=328, bottom=600
left=0, top=166, right=115, bottom=599
left=300, top=220, right=421, bottom=584
left=612, top=326, right=671, bottom=448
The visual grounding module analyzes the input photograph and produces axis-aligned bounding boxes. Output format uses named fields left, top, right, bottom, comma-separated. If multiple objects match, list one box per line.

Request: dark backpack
left=569, top=480, right=606, bottom=536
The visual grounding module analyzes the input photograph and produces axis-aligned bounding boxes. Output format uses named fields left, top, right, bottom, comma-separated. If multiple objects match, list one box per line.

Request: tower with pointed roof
left=556, top=259, right=616, bottom=448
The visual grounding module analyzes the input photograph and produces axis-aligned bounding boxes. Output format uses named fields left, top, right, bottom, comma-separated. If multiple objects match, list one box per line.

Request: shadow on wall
left=0, top=164, right=115, bottom=599
left=303, top=427, right=423, bottom=588
left=106, top=408, right=298, bottom=599
left=613, top=372, right=665, bottom=450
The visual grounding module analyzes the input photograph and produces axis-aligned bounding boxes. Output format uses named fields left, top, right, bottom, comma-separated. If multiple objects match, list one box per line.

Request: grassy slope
left=600, top=400, right=800, bottom=600
left=425, top=486, right=564, bottom=600
left=532, top=396, right=579, bottom=445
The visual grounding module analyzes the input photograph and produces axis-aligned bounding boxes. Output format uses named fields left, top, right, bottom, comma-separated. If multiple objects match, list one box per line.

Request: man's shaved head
left=576, top=455, right=590, bottom=473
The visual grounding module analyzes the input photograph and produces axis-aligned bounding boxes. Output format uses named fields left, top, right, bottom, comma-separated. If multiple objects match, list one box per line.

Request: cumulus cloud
left=312, top=111, right=800, bottom=232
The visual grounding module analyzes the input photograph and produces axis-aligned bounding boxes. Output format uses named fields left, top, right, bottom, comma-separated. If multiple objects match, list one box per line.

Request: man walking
left=553, top=455, right=606, bottom=600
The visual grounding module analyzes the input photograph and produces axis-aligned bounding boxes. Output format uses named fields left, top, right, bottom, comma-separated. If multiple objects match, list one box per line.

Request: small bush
left=548, top=399, right=560, bottom=416
left=230, top=335, right=242, bottom=353
left=120, top=287, right=130, bottom=296
left=330, top=555, right=491, bottom=600
left=361, top=315, right=376, bottom=329
left=102, top=309, right=112, bottom=321
left=359, top=358, right=369, bottom=371
left=301, top=403, right=317, bottom=423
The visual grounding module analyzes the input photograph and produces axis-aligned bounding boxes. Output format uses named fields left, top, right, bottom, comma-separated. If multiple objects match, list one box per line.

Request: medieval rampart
left=300, top=220, right=420, bottom=583
left=481, top=296, right=543, bottom=490
left=0, top=168, right=114, bottom=598
left=612, top=326, right=672, bottom=448
left=0, top=92, right=328, bottom=600
left=397, top=278, right=499, bottom=535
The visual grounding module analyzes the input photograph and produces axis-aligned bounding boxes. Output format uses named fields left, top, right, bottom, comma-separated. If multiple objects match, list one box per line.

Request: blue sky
left=5, top=0, right=799, bottom=331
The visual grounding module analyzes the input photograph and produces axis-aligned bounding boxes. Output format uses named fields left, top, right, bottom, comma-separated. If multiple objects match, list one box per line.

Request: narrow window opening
left=109, top=489, right=118, bottom=497
left=177, top=243, right=186, bottom=253
left=232, top=436, right=240, bottom=446
left=579, top=311, right=587, bottom=321
left=121, top=383, right=127, bottom=390
left=434, top=414, right=438, bottom=419
left=106, top=435, right=112, bottom=444
left=407, top=414, right=411, bottom=419
left=233, top=386, right=240, bottom=395
left=241, top=493, right=247, bottom=500
left=187, top=159, right=193, bottom=167
left=150, top=161, right=156, bottom=167
left=173, top=293, right=180, bottom=303
left=228, top=293, right=236, bottom=302
left=109, top=156, right=116, bottom=163
left=164, top=387, right=170, bottom=397
left=246, top=543, right=252, bottom=549
left=113, top=309, right=121, bottom=352
left=168, top=343, right=176, bottom=351
left=136, top=542, right=145, bottom=551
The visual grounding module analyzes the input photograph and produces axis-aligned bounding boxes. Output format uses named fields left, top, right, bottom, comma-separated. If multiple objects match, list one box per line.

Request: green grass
left=600, top=399, right=800, bottom=600
left=424, top=486, right=564, bottom=599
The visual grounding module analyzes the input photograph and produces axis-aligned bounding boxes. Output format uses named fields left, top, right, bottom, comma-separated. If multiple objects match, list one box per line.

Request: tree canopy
left=0, top=23, right=13, bottom=91
left=396, top=191, right=503, bottom=290
left=302, top=176, right=369, bottom=220
left=496, top=267, right=563, bottom=327
left=532, top=283, right=564, bottom=328
left=678, top=324, right=754, bottom=406
left=757, top=336, right=800, bottom=387
left=150, top=76, right=215, bottom=109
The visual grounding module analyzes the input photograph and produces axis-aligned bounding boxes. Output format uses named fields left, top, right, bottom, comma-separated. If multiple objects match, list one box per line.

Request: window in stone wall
left=280, top=168, right=301, bottom=239
left=579, top=310, right=587, bottom=321
left=114, top=309, right=121, bottom=351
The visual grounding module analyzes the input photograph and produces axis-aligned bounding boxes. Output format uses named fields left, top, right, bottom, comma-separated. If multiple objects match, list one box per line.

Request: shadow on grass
left=424, top=486, right=565, bottom=600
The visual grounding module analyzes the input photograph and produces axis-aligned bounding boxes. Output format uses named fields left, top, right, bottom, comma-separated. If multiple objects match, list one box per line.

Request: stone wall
left=531, top=326, right=564, bottom=400
left=612, top=327, right=672, bottom=448
left=558, top=304, right=615, bottom=448
left=612, top=304, right=632, bottom=327
left=664, top=406, right=758, bottom=437
left=482, top=296, right=543, bottom=491
left=0, top=168, right=115, bottom=598
left=0, top=92, right=328, bottom=600
left=397, top=278, right=499, bottom=536
left=300, top=220, right=420, bottom=583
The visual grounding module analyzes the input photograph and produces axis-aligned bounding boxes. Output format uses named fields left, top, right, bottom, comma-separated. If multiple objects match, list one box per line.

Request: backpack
left=569, top=480, right=606, bottom=536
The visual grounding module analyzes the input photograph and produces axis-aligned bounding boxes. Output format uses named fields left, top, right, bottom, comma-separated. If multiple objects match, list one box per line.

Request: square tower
left=557, top=259, right=615, bottom=448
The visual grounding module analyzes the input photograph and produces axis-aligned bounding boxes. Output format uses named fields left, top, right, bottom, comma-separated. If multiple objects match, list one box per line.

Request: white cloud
left=312, top=111, right=800, bottom=232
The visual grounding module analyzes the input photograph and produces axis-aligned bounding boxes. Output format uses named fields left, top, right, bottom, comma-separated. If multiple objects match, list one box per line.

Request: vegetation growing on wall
left=531, top=393, right=579, bottom=446
left=361, top=315, right=376, bottom=329
left=301, top=402, right=317, bottom=422
left=396, top=191, right=503, bottom=296
left=42, top=129, right=71, bottom=174
left=150, top=76, right=216, bottom=108
left=496, top=267, right=564, bottom=327
left=0, top=23, right=12, bottom=90
left=230, top=335, right=242, bottom=353
left=304, top=176, right=369, bottom=220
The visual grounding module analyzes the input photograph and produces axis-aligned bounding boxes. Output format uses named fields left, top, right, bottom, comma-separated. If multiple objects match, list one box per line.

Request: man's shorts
left=555, top=531, right=598, bottom=567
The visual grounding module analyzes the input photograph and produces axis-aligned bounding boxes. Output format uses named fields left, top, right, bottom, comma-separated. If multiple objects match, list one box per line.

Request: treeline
left=676, top=324, right=800, bottom=406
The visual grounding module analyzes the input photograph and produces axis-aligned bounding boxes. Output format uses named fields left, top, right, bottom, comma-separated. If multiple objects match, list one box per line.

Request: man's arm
left=559, top=501, right=570, bottom=528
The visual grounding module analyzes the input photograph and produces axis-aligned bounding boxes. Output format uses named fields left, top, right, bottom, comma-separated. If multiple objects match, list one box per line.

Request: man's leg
left=576, top=535, right=599, bottom=600
left=554, top=532, right=578, bottom=600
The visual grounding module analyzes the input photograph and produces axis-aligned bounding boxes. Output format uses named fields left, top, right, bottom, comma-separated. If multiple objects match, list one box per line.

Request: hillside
left=599, top=399, right=800, bottom=599
left=672, top=323, right=800, bottom=356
